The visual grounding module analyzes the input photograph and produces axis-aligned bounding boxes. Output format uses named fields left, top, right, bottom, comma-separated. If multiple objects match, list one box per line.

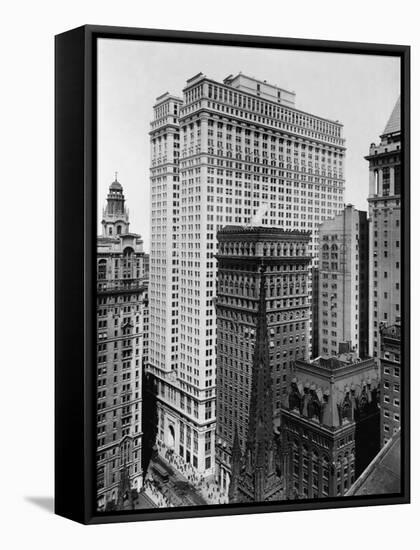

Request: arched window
left=123, top=247, right=134, bottom=279
left=117, top=225, right=122, bottom=235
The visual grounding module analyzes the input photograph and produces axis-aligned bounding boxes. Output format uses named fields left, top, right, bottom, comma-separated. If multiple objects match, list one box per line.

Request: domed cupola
left=109, top=174, right=123, bottom=192
left=101, top=172, right=130, bottom=237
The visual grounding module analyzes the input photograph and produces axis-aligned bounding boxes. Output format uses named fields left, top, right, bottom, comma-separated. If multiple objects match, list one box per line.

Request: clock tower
left=102, top=173, right=130, bottom=237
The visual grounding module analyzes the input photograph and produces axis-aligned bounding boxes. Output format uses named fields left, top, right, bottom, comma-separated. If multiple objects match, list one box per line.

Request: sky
left=98, top=38, right=400, bottom=252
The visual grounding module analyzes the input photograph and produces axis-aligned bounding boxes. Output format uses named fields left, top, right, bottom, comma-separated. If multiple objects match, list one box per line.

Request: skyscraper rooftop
left=382, top=96, right=400, bottom=135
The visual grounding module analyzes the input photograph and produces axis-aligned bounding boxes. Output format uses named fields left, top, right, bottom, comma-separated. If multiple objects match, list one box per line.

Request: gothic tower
left=228, top=427, right=242, bottom=503
left=229, top=265, right=284, bottom=503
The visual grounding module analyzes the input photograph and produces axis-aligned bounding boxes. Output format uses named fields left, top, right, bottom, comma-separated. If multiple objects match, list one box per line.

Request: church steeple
left=245, top=264, right=276, bottom=498
left=229, top=263, right=283, bottom=503
left=228, top=426, right=242, bottom=503
left=102, top=174, right=130, bottom=237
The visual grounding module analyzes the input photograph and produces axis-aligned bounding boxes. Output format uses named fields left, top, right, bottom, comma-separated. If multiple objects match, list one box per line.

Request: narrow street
left=146, top=454, right=208, bottom=507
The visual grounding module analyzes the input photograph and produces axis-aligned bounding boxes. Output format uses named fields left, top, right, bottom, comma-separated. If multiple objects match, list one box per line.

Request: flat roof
left=224, top=72, right=295, bottom=96
left=183, top=73, right=344, bottom=127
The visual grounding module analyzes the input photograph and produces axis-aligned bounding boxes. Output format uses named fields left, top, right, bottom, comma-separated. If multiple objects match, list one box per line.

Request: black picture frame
left=55, top=24, right=410, bottom=525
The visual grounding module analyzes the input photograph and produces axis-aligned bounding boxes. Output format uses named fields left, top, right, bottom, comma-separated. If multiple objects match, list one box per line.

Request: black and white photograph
left=95, top=36, right=405, bottom=513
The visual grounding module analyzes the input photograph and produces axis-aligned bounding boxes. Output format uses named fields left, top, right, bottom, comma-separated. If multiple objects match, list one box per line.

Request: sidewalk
left=156, top=440, right=229, bottom=505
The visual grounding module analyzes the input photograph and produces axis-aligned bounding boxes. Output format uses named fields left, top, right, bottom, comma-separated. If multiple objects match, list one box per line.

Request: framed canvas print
left=55, top=25, right=410, bottom=524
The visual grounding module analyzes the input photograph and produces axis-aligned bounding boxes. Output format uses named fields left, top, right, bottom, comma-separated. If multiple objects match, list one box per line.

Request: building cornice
left=182, top=75, right=344, bottom=129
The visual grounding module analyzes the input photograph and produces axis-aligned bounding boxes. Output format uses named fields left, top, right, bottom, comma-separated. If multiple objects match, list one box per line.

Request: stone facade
left=366, top=97, right=401, bottom=359
left=281, top=353, right=380, bottom=499
left=148, top=72, right=345, bottom=478
left=318, top=205, right=369, bottom=358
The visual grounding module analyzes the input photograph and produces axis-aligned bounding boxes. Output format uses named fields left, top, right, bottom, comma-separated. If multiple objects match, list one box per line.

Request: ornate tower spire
left=228, top=426, right=242, bottom=504
left=102, top=174, right=130, bottom=236
left=229, top=263, right=283, bottom=503
left=245, top=264, right=276, bottom=498
left=117, top=464, right=134, bottom=510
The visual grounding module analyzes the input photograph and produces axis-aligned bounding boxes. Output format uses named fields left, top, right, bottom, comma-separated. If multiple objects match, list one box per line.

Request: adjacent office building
left=215, top=225, right=311, bottom=491
left=96, top=177, right=147, bottom=510
left=318, top=205, right=369, bottom=358
left=366, top=97, right=401, bottom=359
left=281, top=353, right=380, bottom=499
left=148, top=72, right=345, bottom=475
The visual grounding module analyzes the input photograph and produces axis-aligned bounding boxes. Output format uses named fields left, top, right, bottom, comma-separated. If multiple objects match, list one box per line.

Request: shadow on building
left=142, top=371, right=159, bottom=474
left=354, top=393, right=380, bottom=478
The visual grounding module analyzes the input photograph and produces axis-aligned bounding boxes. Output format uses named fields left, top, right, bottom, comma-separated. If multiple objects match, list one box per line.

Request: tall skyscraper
left=318, top=205, right=369, bottom=358
left=281, top=353, right=380, bottom=499
left=366, top=97, right=401, bottom=359
left=96, top=177, right=147, bottom=510
left=379, top=324, right=401, bottom=447
left=215, top=225, right=311, bottom=491
left=148, top=73, right=345, bottom=476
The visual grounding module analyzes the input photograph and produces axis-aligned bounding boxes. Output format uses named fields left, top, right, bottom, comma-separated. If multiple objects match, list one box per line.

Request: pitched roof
left=382, top=96, right=401, bottom=135
left=346, top=430, right=401, bottom=496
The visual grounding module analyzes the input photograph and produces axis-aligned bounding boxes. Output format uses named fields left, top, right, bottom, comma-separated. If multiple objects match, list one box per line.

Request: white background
left=1, top=1, right=418, bottom=549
